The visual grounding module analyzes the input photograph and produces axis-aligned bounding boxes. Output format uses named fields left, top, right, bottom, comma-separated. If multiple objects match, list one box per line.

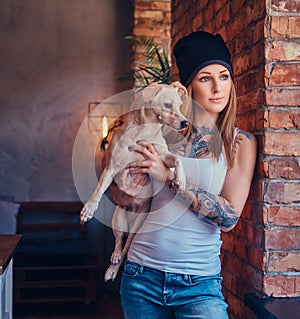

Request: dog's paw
left=104, top=263, right=121, bottom=282
left=80, top=200, right=99, bottom=224
left=110, top=250, right=122, bottom=264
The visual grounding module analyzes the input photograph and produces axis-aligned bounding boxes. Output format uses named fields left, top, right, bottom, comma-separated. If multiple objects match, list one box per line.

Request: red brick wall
left=261, top=0, right=300, bottom=299
left=171, top=0, right=300, bottom=318
left=133, top=0, right=171, bottom=63
left=133, top=1, right=300, bottom=318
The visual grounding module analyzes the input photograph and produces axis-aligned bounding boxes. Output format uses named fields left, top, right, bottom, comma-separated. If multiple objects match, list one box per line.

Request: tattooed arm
left=171, top=183, right=239, bottom=230
left=169, top=130, right=257, bottom=232
left=128, top=130, right=257, bottom=232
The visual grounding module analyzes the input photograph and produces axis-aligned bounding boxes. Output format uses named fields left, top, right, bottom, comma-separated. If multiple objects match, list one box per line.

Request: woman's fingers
left=128, top=142, right=168, bottom=183
left=137, top=141, right=158, bottom=154
left=129, top=160, right=152, bottom=170
left=130, top=145, right=155, bottom=159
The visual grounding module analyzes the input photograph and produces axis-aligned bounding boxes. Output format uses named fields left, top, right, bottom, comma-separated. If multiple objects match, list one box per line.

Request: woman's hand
left=128, top=141, right=175, bottom=184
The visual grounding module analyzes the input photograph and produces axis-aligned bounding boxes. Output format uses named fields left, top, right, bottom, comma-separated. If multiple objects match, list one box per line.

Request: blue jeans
left=120, top=260, right=228, bottom=319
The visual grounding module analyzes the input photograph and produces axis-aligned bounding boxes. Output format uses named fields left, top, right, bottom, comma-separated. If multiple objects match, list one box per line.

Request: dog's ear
left=142, top=83, right=162, bottom=102
left=170, top=81, right=187, bottom=99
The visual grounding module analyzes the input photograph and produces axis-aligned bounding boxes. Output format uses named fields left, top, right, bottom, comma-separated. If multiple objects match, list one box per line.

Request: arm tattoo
left=174, top=182, right=239, bottom=229
left=232, top=130, right=252, bottom=156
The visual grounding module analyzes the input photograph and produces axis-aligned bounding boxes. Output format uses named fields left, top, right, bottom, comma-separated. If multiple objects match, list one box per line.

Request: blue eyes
left=199, top=74, right=230, bottom=82
left=221, top=74, right=230, bottom=80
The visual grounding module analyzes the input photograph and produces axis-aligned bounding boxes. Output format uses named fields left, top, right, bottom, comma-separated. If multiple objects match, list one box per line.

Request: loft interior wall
left=0, top=0, right=133, bottom=201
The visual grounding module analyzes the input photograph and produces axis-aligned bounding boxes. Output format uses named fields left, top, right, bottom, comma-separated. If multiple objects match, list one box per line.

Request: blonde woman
left=120, top=31, right=257, bottom=319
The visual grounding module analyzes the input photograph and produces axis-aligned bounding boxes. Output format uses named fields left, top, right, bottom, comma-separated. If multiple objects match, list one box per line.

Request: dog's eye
left=164, top=103, right=173, bottom=109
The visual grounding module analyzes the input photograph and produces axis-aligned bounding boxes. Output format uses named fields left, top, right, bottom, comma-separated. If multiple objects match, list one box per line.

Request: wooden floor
left=14, top=294, right=124, bottom=319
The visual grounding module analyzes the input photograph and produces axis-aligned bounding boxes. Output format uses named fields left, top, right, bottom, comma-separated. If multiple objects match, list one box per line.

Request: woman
left=119, top=31, right=257, bottom=319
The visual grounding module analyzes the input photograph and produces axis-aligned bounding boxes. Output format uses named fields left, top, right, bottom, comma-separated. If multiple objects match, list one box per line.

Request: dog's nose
left=180, top=120, right=189, bottom=129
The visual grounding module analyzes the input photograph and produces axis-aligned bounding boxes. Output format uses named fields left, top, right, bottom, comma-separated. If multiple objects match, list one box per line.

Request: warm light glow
left=102, top=116, right=108, bottom=138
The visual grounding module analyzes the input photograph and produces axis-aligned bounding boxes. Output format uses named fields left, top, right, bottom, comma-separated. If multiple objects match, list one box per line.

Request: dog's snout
left=180, top=120, right=189, bottom=129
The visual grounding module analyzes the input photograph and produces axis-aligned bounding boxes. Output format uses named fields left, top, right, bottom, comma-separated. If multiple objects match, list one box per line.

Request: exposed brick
left=241, top=201, right=253, bottom=221
left=266, top=88, right=300, bottom=106
left=264, top=132, right=300, bottom=156
left=264, top=181, right=300, bottom=204
left=246, top=1, right=265, bottom=25
left=266, top=41, right=300, bottom=62
left=215, top=0, right=227, bottom=12
left=271, top=16, right=300, bottom=38
left=265, top=228, right=300, bottom=250
left=231, top=294, right=249, bottom=319
left=236, top=114, right=257, bottom=132
left=225, top=254, right=243, bottom=276
left=268, top=252, right=300, bottom=272
left=255, top=109, right=268, bottom=130
left=191, top=14, right=203, bottom=32
left=268, top=109, right=300, bottom=129
left=151, top=1, right=171, bottom=11
left=226, top=12, right=245, bottom=42
left=268, top=206, right=300, bottom=226
left=203, top=4, right=215, bottom=24
left=221, top=269, right=237, bottom=295
left=253, top=19, right=265, bottom=44
left=221, top=233, right=235, bottom=253
left=237, top=69, right=265, bottom=95
left=270, top=0, right=300, bottom=13
left=237, top=89, right=265, bottom=114
left=230, top=0, right=246, bottom=17
left=268, top=63, right=300, bottom=86
left=133, top=26, right=165, bottom=37
left=215, top=4, right=230, bottom=30
left=135, top=1, right=152, bottom=10
left=248, top=202, right=266, bottom=225
left=238, top=220, right=264, bottom=247
left=266, top=157, right=300, bottom=179
left=134, top=9, right=164, bottom=20
left=264, top=275, right=298, bottom=297
left=242, top=264, right=264, bottom=291
left=251, top=43, right=266, bottom=70
left=172, top=0, right=300, bottom=309
left=249, top=247, right=266, bottom=271
left=135, top=18, right=153, bottom=27
left=234, top=239, right=248, bottom=261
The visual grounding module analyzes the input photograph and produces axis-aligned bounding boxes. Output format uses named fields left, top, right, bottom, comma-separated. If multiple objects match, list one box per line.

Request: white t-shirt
left=127, top=153, right=227, bottom=276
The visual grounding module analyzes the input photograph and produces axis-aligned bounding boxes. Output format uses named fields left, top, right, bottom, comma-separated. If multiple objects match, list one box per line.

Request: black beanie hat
left=173, top=31, right=234, bottom=87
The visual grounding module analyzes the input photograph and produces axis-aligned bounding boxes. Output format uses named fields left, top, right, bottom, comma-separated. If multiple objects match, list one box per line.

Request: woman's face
left=191, top=64, right=232, bottom=123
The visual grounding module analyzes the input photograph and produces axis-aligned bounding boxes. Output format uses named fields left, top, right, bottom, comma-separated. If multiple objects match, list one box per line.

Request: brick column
left=261, top=0, right=300, bottom=298
left=133, top=0, right=171, bottom=64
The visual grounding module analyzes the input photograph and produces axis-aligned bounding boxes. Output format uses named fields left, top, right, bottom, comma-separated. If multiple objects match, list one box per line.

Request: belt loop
left=138, top=265, right=144, bottom=274
left=183, top=274, right=189, bottom=281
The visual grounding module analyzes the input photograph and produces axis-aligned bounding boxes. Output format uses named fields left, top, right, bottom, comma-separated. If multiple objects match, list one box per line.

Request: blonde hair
left=165, top=81, right=237, bottom=168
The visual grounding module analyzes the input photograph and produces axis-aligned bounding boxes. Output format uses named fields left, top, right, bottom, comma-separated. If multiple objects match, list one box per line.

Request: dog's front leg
left=161, top=153, right=186, bottom=191
left=173, top=156, right=186, bottom=191
left=80, top=167, right=114, bottom=224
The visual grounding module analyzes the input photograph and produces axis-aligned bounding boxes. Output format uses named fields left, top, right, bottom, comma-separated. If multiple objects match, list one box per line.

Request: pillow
left=0, top=200, right=20, bottom=234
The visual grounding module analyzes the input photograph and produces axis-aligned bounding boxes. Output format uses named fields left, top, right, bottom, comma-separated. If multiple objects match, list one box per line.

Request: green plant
left=122, top=35, right=171, bottom=87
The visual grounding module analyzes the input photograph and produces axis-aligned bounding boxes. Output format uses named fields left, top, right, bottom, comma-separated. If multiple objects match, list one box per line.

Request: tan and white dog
left=80, top=82, right=188, bottom=281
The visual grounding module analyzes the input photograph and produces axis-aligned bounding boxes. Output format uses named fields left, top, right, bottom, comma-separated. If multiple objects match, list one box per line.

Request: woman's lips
left=209, top=97, right=224, bottom=103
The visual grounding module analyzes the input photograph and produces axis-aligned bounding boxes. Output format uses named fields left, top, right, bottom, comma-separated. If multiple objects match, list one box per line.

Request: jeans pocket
left=123, top=260, right=140, bottom=276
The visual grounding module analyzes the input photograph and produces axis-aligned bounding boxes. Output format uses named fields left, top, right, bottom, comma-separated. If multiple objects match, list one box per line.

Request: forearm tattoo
left=172, top=182, right=239, bottom=229
left=168, top=125, right=241, bottom=229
